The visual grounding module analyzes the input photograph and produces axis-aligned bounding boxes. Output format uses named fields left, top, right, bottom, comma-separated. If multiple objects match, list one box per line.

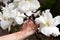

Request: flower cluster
left=0, top=0, right=60, bottom=37
left=0, top=0, right=40, bottom=30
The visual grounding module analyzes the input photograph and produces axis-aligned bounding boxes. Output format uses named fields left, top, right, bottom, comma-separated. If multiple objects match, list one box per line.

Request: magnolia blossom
left=13, top=0, right=40, bottom=16
left=35, top=9, right=60, bottom=36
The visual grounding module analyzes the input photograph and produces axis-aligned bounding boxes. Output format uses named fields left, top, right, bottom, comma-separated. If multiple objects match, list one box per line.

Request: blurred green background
left=39, top=0, right=60, bottom=17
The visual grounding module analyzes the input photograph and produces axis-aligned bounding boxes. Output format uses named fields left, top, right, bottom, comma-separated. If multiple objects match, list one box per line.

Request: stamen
left=45, top=21, right=51, bottom=26
left=3, top=16, right=7, bottom=20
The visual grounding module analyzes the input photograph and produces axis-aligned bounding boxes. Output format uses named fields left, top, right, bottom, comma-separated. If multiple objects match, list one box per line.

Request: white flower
left=17, top=0, right=40, bottom=12
left=2, top=3, right=16, bottom=18
left=2, top=3, right=26, bottom=25
left=35, top=9, right=60, bottom=36
left=0, top=12, right=13, bottom=30
left=10, top=0, right=40, bottom=16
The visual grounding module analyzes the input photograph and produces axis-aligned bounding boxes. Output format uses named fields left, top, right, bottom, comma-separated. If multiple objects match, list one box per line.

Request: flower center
left=3, top=16, right=8, bottom=20
left=45, top=21, right=51, bottom=26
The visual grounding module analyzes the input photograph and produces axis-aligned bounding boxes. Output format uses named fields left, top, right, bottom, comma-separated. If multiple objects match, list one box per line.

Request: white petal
left=30, top=0, right=40, bottom=11
left=26, top=11, right=33, bottom=16
left=53, top=16, right=60, bottom=26
left=3, top=9, right=12, bottom=18
left=50, top=27, right=60, bottom=36
left=35, top=16, right=46, bottom=24
left=41, top=27, right=52, bottom=36
left=13, top=0, right=24, bottom=9
left=20, top=14, right=26, bottom=18
left=14, top=0, right=21, bottom=2
left=17, top=12, right=26, bottom=18
left=3, top=8, right=18, bottom=18
left=18, top=1, right=30, bottom=12
left=35, top=17, right=42, bottom=24
left=41, top=26, right=60, bottom=36
left=1, top=20, right=12, bottom=30
left=0, top=12, right=3, bottom=20
left=2, top=6, right=13, bottom=18
left=15, top=17, right=24, bottom=25
left=42, top=9, right=53, bottom=22
left=11, top=9, right=19, bottom=17
left=8, top=3, right=14, bottom=10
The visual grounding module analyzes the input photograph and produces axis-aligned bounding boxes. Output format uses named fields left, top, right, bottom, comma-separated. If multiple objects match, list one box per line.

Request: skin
left=0, top=20, right=38, bottom=40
